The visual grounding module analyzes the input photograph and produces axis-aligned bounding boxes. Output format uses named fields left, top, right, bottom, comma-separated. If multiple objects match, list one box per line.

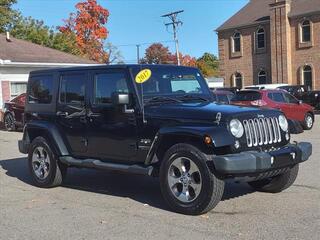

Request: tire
left=160, top=143, right=225, bottom=215
left=302, top=113, right=314, bottom=130
left=28, top=136, right=67, bottom=188
left=248, top=164, right=299, bottom=193
left=4, top=113, right=16, bottom=131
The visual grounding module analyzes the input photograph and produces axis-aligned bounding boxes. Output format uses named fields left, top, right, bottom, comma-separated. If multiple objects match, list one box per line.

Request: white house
left=0, top=33, right=98, bottom=113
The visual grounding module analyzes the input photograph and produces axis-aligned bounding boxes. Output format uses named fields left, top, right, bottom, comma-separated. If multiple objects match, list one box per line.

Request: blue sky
left=14, top=0, right=248, bottom=63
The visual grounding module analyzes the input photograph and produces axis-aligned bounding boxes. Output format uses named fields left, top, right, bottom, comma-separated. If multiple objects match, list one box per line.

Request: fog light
left=234, top=140, right=240, bottom=149
left=271, top=157, right=275, bottom=165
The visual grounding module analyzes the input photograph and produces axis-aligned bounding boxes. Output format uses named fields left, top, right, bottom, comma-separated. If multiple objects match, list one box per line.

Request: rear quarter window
left=232, top=91, right=262, bottom=101
left=28, top=75, right=53, bottom=104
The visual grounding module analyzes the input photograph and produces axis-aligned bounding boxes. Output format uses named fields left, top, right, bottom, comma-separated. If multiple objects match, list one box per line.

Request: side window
left=284, top=93, right=299, bottom=104
left=60, top=73, right=86, bottom=105
left=28, top=75, right=53, bottom=104
left=270, top=93, right=286, bottom=103
left=94, top=72, right=129, bottom=104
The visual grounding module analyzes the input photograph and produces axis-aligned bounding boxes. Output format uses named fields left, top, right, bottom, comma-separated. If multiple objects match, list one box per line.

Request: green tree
left=196, top=52, right=219, bottom=78
left=0, top=0, right=19, bottom=32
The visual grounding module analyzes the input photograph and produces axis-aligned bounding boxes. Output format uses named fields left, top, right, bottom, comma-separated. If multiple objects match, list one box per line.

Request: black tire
left=248, top=164, right=299, bottom=193
left=28, top=136, right=67, bottom=188
left=4, top=113, right=16, bottom=131
left=160, top=143, right=225, bottom=215
left=302, top=113, right=314, bottom=130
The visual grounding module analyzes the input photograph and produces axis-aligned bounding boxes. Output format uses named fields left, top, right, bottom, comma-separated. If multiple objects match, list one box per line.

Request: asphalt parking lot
left=0, top=118, right=319, bottom=240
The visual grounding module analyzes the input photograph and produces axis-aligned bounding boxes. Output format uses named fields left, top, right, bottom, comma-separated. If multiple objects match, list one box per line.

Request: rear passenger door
left=56, top=72, right=88, bottom=156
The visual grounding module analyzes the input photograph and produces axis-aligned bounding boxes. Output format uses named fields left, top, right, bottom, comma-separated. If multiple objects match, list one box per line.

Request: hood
left=145, top=102, right=281, bottom=122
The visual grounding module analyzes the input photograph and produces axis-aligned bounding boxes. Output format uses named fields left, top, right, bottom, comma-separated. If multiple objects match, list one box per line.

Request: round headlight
left=278, top=115, right=288, bottom=132
left=230, top=119, right=244, bottom=138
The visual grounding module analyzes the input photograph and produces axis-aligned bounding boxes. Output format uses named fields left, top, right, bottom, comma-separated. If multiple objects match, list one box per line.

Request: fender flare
left=22, top=120, right=70, bottom=156
left=144, top=125, right=235, bottom=164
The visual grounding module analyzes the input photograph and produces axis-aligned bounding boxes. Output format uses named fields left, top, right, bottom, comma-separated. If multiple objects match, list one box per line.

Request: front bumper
left=213, top=142, right=312, bottom=175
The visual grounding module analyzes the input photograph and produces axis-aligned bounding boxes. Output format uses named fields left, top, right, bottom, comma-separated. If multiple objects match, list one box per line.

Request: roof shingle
left=216, top=0, right=320, bottom=32
left=0, top=33, right=97, bottom=64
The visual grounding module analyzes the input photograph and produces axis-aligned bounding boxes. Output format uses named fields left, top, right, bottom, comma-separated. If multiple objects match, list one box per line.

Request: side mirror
left=111, top=92, right=130, bottom=105
left=111, top=92, right=134, bottom=114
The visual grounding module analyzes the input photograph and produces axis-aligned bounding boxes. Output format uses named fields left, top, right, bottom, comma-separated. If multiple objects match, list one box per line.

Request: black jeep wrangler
left=19, top=65, right=312, bottom=215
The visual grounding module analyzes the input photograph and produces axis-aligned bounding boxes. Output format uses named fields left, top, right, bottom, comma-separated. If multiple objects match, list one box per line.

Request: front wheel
left=160, top=143, right=224, bottom=215
left=248, top=164, right=299, bottom=193
left=303, top=113, right=313, bottom=130
left=28, top=136, right=67, bottom=188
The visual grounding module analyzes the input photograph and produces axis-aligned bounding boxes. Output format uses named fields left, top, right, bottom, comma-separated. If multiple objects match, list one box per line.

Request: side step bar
left=60, top=156, right=153, bottom=176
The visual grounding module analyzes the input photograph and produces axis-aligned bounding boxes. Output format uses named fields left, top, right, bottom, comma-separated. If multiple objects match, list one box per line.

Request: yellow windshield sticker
left=135, top=69, right=152, bottom=84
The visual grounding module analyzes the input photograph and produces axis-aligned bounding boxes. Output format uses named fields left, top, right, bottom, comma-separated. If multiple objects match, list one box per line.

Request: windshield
left=130, top=66, right=211, bottom=102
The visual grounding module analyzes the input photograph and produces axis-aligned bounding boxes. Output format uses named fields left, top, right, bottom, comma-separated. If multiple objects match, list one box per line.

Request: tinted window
left=28, top=75, right=53, bottom=104
left=284, top=93, right=299, bottom=104
left=232, top=91, right=262, bottom=101
left=269, top=92, right=285, bottom=103
left=60, top=73, right=86, bottom=105
left=94, top=72, right=129, bottom=104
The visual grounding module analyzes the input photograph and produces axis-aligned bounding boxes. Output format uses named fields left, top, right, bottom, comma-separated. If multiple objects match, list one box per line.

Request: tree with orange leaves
left=59, top=0, right=109, bottom=63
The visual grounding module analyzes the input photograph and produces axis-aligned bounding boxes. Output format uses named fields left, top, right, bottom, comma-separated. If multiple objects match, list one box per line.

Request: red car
left=231, top=89, right=314, bottom=130
left=2, top=93, right=26, bottom=131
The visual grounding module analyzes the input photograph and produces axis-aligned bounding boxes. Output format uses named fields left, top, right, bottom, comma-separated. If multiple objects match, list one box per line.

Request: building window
left=302, top=65, right=312, bottom=90
left=258, top=71, right=267, bottom=84
left=256, top=28, right=265, bottom=49
left=233, top=72, right=243, bottom=89
left=232, top=32, right=241, bottom=53
left=10, top=82, right=27, bottom=99
left=301, top=20, right=311, bottom=43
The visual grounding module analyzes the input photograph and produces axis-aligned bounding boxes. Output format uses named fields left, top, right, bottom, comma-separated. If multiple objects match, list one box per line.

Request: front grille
left=243, top=117, right=281, bottom=147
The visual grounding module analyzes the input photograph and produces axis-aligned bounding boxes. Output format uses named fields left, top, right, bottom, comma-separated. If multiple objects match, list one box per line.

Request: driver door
left=86, top=69, right=138, bottom=162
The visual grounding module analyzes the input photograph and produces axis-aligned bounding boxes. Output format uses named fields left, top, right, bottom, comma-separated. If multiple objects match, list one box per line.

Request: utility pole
left=136, top=44, right=140, bottom=64
left=161, top=10, right=184, bottom=66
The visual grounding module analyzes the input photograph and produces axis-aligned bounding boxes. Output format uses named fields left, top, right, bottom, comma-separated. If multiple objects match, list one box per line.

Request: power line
left=161, top=10, right=184, bottom=66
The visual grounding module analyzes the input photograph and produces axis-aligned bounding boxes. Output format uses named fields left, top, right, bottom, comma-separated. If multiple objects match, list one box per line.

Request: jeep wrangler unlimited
left=19, top=65, right=312, bottom=215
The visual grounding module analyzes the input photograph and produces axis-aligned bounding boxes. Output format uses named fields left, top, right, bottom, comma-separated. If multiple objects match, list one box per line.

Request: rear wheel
left=248, top=164, right=299, bottom=193
left=28, top=136, right=67, bottom=188
left=303, top=113, right=313, bottom=130
left=4, top=113, right=16, bottom=131
left=160, top=143, right=224, bottom=215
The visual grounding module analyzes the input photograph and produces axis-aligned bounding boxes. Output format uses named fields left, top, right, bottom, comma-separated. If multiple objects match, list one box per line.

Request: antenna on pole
left=161, top=10, right=184, bottom=66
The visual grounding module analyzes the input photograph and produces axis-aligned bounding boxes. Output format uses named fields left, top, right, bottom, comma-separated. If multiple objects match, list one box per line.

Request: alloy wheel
left=306, top=115, right=313, bottom=129
left=4, top=114, right=14, bottom=130
left=167, top=157, right=202, bottom=203
left=32, top=146, right=50, bottom=180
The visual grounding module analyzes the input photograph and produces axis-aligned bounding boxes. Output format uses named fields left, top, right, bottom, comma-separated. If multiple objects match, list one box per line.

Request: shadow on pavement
left=0, top=157, right=254, bottom=212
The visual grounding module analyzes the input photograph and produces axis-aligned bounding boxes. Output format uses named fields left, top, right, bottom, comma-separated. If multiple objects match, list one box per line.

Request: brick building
left=0, top=33, right=97, bottom=114
left=216, top=0, right=320, bottom=90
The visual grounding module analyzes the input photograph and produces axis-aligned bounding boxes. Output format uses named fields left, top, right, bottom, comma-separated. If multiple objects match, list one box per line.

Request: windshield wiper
left=178, top=94, right=209, bottom=102
left=145, top=96, right=182, bottom=105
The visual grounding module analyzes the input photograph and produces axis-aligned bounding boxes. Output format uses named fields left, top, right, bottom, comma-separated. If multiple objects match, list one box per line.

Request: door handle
left=79, top=116, right=87, bottom=123
left=87, top=112, right=101, bottom=118
left=57, top=111, right=68, bottom=117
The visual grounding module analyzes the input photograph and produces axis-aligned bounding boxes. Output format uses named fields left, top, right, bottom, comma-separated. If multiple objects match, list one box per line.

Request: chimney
left=6, top=31, right=12, bottom=42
